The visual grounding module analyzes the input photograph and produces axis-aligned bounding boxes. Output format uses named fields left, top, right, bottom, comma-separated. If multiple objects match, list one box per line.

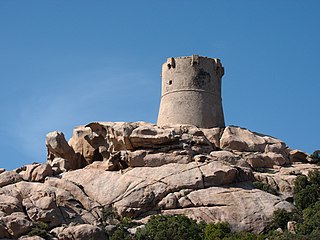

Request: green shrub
left=289, top=170, right=320, bottom=238
left=297, top=201, right=320, bottom=235
left=294, top=171, right=320, bottom=210
left=253, top=181, right=278, bottom=195
left=109, top=215, right=135, bottom=240
left=266, top=231, right=310, bottom=240
left=101, top=206, right=137, bottom=239
left=102, top=206, right=121, bottom=225
left=310, top=150, right=320, bottom=163
left=110, top=225, right=132, bottom=240
left=294, top=175, right=309, bottom=193
left=295, top=184, right=319, bottom=210
left=308, top=170, right=320, bottom=186
left=203, top=222, right=231, bottom=240
left=272, top=208, right=303, bottom=229
left=271, top=209, right=292, bottom=230
left=134, top=215, right=204, bottom=240
left=28, top=221, right=49, bottom=238
left=223, top=231, right=265, bottom=240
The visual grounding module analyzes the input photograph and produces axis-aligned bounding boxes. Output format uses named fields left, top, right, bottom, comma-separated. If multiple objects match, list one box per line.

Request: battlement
left=157, top=55, right=225, bottom=128
left=165, top=55, right=224, bottom=73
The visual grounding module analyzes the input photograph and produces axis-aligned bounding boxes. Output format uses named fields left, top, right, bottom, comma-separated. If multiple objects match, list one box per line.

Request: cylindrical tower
left=157, top=55, right=225, bottom=128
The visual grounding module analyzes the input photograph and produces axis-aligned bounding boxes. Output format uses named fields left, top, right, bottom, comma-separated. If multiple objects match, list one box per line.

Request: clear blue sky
left=1, top=1, right=319, bottom=170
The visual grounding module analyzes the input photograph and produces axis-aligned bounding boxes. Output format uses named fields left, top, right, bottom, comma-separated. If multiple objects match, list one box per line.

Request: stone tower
left=157, top=55, right=225, bottom=128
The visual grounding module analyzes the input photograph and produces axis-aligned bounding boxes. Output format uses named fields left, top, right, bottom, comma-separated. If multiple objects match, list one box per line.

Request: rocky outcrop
left=254, top=163, right=320, bottom=200
left=0, top=122, right=317, bottom=238
left=48, top=123, right=293, bottom=171
left=161, top=183, right=293, bottom=233
left=21, top=163, right=54, bottom=182
left=46, top=131, right=79, bottom=170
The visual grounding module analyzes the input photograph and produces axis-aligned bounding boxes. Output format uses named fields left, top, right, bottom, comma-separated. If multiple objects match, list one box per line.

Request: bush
left=133, top=215, right=264, bottom=240
left=101, top=206, right=136, bottom=239
left=308, top=170, right=320, bottom=186
left=134, top=215, right=204, bottom=240
left=295, top=185, right=319, bottom=210
left=28, top=221, right=49, bottom=238
left=289, top=170, right=320, bottom=238
left=297, top=201, right=320, bottom=235
left=204, top=222, right=231, bottom=240
left=271, top=209, right=291, bottom=230
left=102, top=206, right=121, bottom=225
left=110, top=225, right=132, bottom=240
left=223, top=231, right=265, bottom=240
left=253, top=181, right=278, bottom=196
left=294, top=171, right=320, bottom=210
left=294, top=175, right=309, bottom=193
left=310, top=150, right=320, bottom=163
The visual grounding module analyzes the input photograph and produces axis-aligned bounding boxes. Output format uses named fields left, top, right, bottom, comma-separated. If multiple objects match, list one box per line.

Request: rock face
left=162, top=183, right=292, bottom=233
left=0, top=122, right=317, bottom=238
left=50, top=224, right=106, bottom=240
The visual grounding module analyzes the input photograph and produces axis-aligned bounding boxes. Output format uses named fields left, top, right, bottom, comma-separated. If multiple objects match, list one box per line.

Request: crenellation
left=167, top=57, right=175, bottom=69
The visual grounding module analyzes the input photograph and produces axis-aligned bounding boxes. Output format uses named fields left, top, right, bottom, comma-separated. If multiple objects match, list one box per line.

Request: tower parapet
left=157, top=55, right=225, bottom=128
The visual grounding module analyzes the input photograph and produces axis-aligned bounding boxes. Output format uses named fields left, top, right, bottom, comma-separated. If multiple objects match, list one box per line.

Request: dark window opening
left=168, top=80, right=173, bottom=85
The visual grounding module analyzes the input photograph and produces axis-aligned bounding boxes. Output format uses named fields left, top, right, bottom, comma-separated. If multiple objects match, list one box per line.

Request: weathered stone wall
left=157, top=55, right=225, bottom=128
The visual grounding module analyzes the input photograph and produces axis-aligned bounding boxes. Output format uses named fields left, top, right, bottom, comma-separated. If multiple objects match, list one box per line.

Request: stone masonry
left=157, top=55, right=225, bottom=128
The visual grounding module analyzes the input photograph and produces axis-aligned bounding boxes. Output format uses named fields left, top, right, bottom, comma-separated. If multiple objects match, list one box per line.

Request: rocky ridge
left=0, top=122, right=318, bottom=239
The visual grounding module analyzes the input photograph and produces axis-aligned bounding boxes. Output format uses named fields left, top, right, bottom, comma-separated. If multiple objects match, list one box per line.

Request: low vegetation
left=310, top=150, right=320, bottom=163
left=28, top=221, right=49, bottom=238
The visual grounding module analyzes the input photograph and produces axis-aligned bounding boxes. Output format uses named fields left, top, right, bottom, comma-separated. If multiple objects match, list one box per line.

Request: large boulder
left=50, top=224, right=106, bottom=240
left=220, top=126, right=288, bottom=157
left=243, top=152, right=287, bottom=168
left=0, top=212, right=32, bottom=238
left=289, top=149, right=308, bottom=163
left=0, top=195, right=23, bottom=215
left=46, top=131, right=79, bottom=169
left=209, top=150, right=251, bottom=167
left=49, top=157, right=70, bottom=174
left=21, top=163, right=53, bottom=182
left=129, top=125, right=178, bottom=148
left=0, top=170, right=23, bottom=187
left=220, top=126, right=267, bottom=152
left=202, top=128, right=223, bottom=149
